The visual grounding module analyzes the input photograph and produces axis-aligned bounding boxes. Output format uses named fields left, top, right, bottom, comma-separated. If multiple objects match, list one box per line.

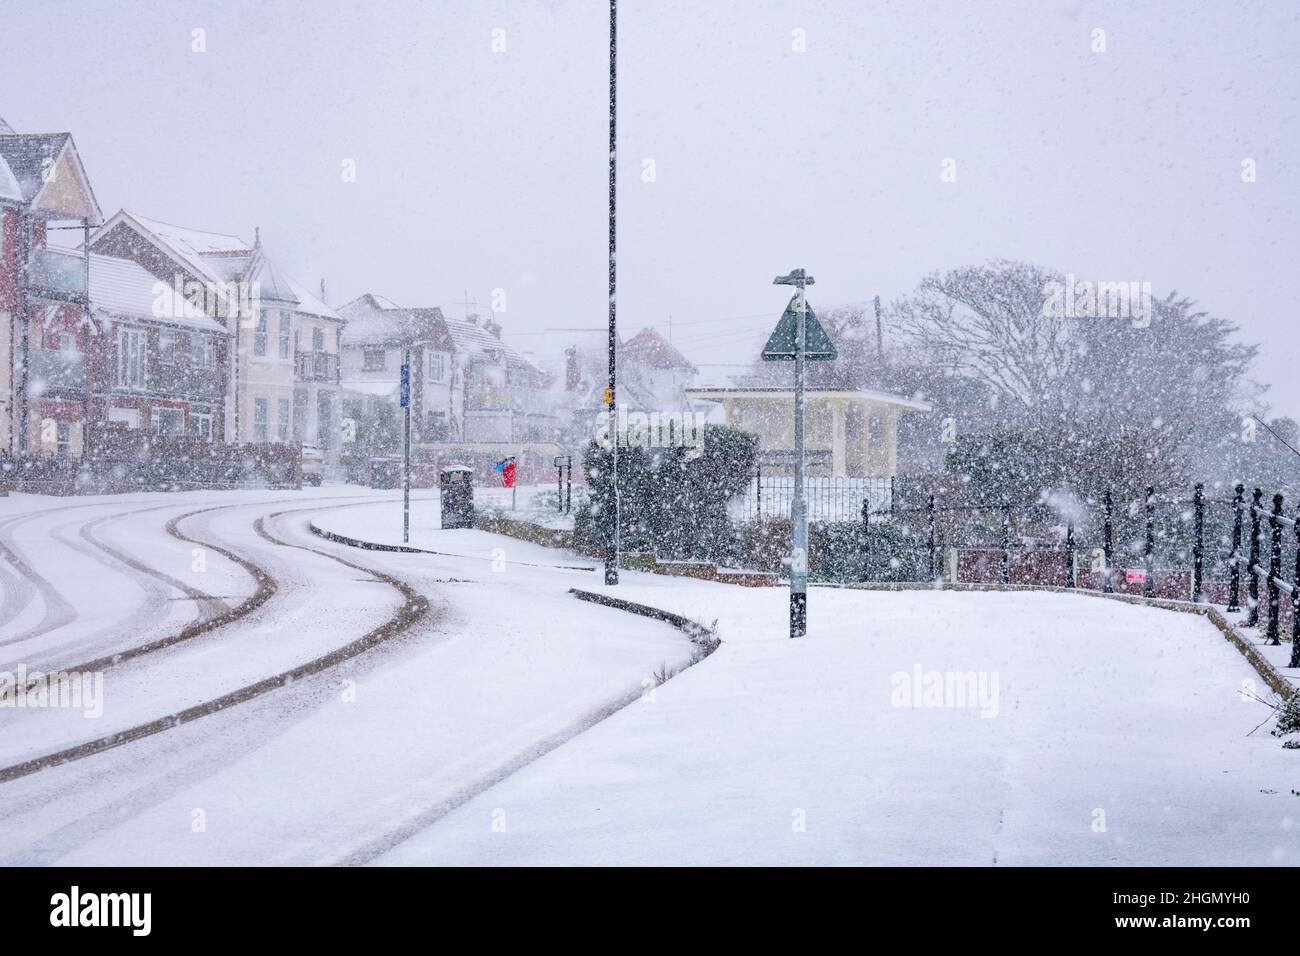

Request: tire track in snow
left=0, top=498, right=432, bottom=785
left=1, top=492, right=377, bottom=675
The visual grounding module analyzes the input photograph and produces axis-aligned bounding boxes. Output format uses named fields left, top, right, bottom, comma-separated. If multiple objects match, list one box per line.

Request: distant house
left=337, top=294, right=455, bottom=449
left=0, top=126, right=101, bottom=456
left=514, top=325, right=697, bottom=451
left=445, top=313, right=554, bottom=443
left=620, top=327, right=697, bottom=412
left=683, top=386, right=931, bottom=477
left=338, top=296, right=555, bottom=449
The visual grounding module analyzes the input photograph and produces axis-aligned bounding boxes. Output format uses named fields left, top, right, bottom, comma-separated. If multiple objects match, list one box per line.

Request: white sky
left=4, top=0, right=1297, bottom=415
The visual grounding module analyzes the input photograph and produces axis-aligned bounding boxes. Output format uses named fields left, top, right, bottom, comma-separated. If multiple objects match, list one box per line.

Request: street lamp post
left=773, top=268, right=815, bottom=637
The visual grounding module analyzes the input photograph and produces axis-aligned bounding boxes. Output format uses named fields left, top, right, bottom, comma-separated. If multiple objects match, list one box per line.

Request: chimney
left=466, top=313, right=479, bottom=327
left=320, top=279, right=327, bottom=304
left=485, top=317, right=502, bottom=339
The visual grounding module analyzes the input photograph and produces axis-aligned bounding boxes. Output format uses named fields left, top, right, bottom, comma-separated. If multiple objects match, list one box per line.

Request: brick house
left=0, top=124, right=102, bottom=457
left=87, top=253, right=231, bottom=442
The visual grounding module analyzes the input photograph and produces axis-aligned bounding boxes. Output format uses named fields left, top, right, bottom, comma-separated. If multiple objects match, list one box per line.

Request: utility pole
left=604, top=0, right=620, bottom=586
left=873, top=295, right=884, bottom=367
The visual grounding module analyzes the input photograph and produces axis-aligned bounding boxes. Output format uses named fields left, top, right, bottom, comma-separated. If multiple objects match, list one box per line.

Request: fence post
left=1143, top=486, right=1155, bottom=598
left=756, top=464, right=762, bottom=519
left=1227, top=483, right=1244, bottom=612
left=1001, top=504, right=1011, bottom=585
left=1192, top=482, right=1204, bottom=603
left=1247, top=488, right=1263, bottom=626
left=890, top=475, right=896, bottom=515
left=927, top=494, right=936, bottom=580
left=1268, top=493, right=1283, bottom=646
left=1291, top=501, right=1300, bottom=668
left=860, top=497, right=870, bottom=583
left=1065, top=520, right=1075, bottom=588
left=1103, top=488, right=1114, bottom=593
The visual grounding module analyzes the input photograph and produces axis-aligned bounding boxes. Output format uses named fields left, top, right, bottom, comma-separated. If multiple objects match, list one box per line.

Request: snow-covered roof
left=0, top=132, right=102, bottom=221
left=684, top=386, right=932, bottom=412
left=622, top=327, right=696, bottom=371
left=0, top=132, right=69, bottom=203
left=285, top=275, right=340, bottom=321
left=339, top=294, right=421, bottom=345
left=98, top=210, right=334, bottom=319
left=83, top=252, right=227, bottom=334
left=445, top=315, right=535, bottom=370
left=243, top=247, right=300, bottom=306
left=129, top=212, right=250, bottom=259
left=338, top=294, right=448, bottom=347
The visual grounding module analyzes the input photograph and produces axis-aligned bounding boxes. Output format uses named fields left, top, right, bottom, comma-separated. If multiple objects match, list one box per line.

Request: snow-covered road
left=1, top=486, right=1296, bottom=865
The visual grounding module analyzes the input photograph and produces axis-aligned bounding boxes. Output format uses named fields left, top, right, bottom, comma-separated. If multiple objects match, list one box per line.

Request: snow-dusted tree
left=891, top=260, right=1074, bottom=426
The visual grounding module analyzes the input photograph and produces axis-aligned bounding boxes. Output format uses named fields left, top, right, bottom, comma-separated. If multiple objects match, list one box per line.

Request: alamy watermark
left=1042, top=274, right=1152, bottom=328
left=151, top=274, right=262, bottom=325
left=890, top=664, right=999, bottom=718
left=596, top=408, right=707, bottom=460
left=0, top=665, right=104, bottom=719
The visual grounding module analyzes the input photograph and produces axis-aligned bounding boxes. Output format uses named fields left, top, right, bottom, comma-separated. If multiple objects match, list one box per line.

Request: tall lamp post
left=780, top=270, right=811, bottom=636
left=604, top=0, right=620, bottom=585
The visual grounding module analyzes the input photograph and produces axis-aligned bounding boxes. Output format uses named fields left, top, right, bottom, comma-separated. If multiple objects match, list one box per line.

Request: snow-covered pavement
left=2, top=486, right=1296, bottom=865
left=378, top=586, right=1300, bottom=867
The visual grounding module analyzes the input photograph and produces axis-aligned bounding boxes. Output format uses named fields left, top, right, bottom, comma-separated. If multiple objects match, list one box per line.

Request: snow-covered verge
left=378, top=587, right=1300, bottom=866
left=473, top=483, right=587, bottom=532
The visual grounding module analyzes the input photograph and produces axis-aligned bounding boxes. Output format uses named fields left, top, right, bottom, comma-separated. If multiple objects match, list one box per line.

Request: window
left=253, top=398, right=269, bottom=442
left=190, top=412, right=213, bottom=441
left=151, top=407, right=185, bottom=436
left=158, top=331, right=178, bottom=364
left=191, top=333, right=216, bottom=369
left=363, top=347, right=386, bottom=371
left=427, top=352, right=445, bottom=383
left=312, top=327, right=324, bottom=351
left=57, top=332, right=76, bottom=353
left=117, top=328, right=147, bottom=388
left=279, top=314, right=292, bottom=359
left=253, top=312, right=268, bottom=356
left=55, top=422, right=72, bottom=459
left=277, top=399, right=290, bottom=441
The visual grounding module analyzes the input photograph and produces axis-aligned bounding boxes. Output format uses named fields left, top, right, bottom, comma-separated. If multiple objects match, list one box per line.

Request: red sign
left=502, top=460, right=516, bottom=488
left=1125, top=569, right=1147, bottom=584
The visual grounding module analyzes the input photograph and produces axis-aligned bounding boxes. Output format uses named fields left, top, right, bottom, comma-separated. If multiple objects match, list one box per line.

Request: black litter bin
left=369, top=457, right=400, bottom=489
left=440, top=465, right=475, bottom=529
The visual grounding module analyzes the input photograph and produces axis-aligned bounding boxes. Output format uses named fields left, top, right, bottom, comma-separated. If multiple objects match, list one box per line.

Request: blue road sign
left=399, top=364, right=410, bottom=407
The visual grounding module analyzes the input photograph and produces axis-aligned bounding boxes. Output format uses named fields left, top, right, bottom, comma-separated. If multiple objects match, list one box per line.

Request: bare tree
left=892, top=260, right=1073, bottom=424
